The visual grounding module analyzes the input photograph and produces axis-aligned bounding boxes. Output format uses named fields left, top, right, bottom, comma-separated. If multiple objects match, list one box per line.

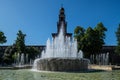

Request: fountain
left=41, top=22, right=79, bottom=59
left=32, top=21, right=90, bottom=71
left=14, top=53, right=25, bottom=67
left=90, top=52, right=109, bottom=65
left=32, top=7, right=90, bottom=71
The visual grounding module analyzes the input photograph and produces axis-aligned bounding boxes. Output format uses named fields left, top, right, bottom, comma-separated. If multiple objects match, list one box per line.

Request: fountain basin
left=34, top=58, right=89, bottom=71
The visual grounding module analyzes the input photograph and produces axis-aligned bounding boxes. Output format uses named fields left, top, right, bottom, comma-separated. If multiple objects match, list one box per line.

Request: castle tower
left=52, top=7, right=72, bottom=38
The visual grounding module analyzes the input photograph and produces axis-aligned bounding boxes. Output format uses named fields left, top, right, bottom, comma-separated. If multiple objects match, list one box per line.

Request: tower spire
left=58, top=7, right=66, bottom=34
left=59, top=7, right=65, bottom=22
left=52, top=7, right=72, bottom=39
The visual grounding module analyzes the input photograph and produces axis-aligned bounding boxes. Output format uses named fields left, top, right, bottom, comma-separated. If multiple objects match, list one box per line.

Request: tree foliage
left=74, top=22, right=107, bottom=58
left=26, top=47, right=40, bottom=60
left=15, top=30, right=26, bottom=53
left=0, top=31, right=7, bottom=44
left=115, top=24, right=120, bottom=55
left=94, top=22, right=107, bottom=40
left=3, top=45, right=17, bottom=64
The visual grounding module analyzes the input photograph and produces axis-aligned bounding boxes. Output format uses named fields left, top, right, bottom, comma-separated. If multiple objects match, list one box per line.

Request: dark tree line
left=0, top=31, right=7, bottom=64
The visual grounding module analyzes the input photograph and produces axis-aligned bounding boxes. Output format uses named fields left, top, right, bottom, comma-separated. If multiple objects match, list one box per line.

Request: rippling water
left=0, top=69, right=120, bottom=80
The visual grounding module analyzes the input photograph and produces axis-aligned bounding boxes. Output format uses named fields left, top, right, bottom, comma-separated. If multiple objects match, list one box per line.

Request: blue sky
left=0, top=0, right=120, bottom=45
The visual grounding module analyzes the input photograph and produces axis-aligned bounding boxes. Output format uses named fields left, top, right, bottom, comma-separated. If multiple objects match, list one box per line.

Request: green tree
left=74, top=22, right=107, bottom=59
left=15, top=30, right=26, bottom=53
left=0, top=31, right=7, bottom=44
left=94, top=22, right=107, bottom=42
left=93, top=22, right=107, bottom=54
left=115, top=24, right=120, bottom=55
left=84, top=27, right=97, bottom=57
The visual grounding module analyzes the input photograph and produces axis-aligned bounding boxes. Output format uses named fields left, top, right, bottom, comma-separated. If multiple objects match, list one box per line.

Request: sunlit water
left=0, top=69, right=120, bottom=80
left=40, top=22, right=83, bottom=59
